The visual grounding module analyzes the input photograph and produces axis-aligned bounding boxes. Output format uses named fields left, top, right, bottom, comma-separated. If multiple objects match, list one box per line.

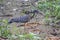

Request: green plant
left=0, top=19, right=11, bottom=38
left=0, top=19, right=42, bottom=40
left=0, top=0, right=3, bottom=3
left=38, top=0, right=60, bottom=26
left=8, top=32, right=41, bottom=40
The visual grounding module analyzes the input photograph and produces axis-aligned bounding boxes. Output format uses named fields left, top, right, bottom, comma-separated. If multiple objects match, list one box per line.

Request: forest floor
left=0, top=0, right=60, bottom=40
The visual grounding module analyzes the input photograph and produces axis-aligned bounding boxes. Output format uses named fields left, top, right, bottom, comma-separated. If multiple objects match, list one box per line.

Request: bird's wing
left=18, top=15, right=30, bottom=23
left=8, top=15, right=31, bottom=23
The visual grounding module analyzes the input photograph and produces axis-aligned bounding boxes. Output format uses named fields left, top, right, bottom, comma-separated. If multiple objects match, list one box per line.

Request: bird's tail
left=8, top=21, right=12, bottom=24
left=8, top=20, right=13, bottom=24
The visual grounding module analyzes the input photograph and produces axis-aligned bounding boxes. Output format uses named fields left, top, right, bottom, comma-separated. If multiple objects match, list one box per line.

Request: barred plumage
left=8, top=10, right=39, bottom=24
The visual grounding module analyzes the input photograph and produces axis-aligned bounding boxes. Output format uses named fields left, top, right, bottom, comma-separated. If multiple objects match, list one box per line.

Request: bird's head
left=32, top=10, right=39, bottom=18
left=25, top=10, right=39, bottom=14
left=32, top=10, right=39, bottom=13
left=25, top=10, right=40, bottom=18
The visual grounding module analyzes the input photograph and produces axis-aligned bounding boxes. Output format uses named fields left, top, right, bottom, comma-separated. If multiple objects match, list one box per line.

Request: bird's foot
left=24, top=22, right=40, bottom=27
left=17, top=22, right=40, bottom=27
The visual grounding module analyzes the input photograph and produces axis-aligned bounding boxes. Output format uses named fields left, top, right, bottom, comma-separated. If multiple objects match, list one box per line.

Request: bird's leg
left=24, top=23, right=29, bottom=26
left=24, top=22, right=40, bottom=28
left=24, top=23, right=30, bottom=34
left=24, top=22, right=39, bottom=26
left=18, top=23, right=30, bottom=26
left=33, top=14, right=40, bottom=25
left=23, top=22, right=39, bottom=34
left=17, top=22, right=40, bottom=27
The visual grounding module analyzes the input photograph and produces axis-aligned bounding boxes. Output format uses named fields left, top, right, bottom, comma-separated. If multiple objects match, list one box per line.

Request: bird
left=8, top=10, right=40, bottom=24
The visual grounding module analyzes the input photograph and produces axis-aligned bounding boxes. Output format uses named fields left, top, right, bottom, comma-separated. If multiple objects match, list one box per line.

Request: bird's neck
left=30, top=13, right=35, bottom=19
